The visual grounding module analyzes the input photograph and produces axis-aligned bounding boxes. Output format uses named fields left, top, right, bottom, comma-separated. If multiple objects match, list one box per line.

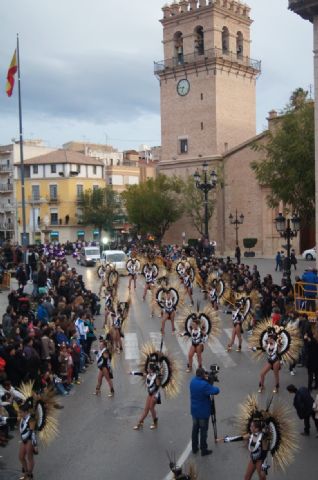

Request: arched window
left=222, top=26, right=229, bottom=54
left=236, top=31, right=243, bottom=58
left=194, top=26, right=204, bottom=55
left=174, top=31, right=184, bottom=65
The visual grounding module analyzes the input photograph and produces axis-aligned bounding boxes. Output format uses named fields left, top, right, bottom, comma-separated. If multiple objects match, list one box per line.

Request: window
left=50, top=209, right=58, bottom=225
left=222, top=27, right=229, bottom=54
left=76, top=184, right=84, bottom=199
left=33, top=165, right=38, bottom=174
left=236, top=31, right=243, bottom=57
left=50, top=184, right=58, bottom=200
left=93, top=185, right=99, bottom=191
left=31, top=185, right=40, bottom=201
left=179, top=138, right=188, bottom=154
left=50, top=164, right=57, bottom=173
left=201, top=93, right=203, bottom=100
left=174, top=31, right=184, bottom=65
left=93, top=165, right=97, bottom=174
left=76, top=164, right=81, bottom=173
left=194, top=26, right=204, bottom=55
left=201, top=122, right=204, bottom=131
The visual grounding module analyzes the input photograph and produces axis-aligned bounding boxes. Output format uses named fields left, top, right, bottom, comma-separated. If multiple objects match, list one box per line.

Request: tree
left=80, top=186, right=121, bottom=239
left=180, top=176, right=216, bottom=236
left=122, top=175, right=183, bottom=242
left=251, top=88, right=314, bottom=223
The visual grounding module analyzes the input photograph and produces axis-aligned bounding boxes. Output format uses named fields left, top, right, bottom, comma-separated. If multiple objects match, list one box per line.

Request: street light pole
left=229, top=209, right=244, bottom=246
left=275, top=212, right=300, bottom=285
left=193, top=161, right=217, bottom=241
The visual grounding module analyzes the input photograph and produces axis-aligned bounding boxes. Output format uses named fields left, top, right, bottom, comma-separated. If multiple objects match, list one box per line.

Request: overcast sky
left=0, top=0, right=314, bottom=151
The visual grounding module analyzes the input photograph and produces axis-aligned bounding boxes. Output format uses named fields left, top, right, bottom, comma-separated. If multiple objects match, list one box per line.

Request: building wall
left=15, top=177, right=105, bottom=244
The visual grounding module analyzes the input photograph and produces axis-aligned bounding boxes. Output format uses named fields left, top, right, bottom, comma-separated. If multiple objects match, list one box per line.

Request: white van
left=79, top=246, right=101, bottom=266
left=101, top=250, right=127, bottom=274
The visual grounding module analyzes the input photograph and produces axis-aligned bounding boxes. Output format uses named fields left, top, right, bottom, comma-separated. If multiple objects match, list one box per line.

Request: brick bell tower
left=154, top=0, right=261, bottom=174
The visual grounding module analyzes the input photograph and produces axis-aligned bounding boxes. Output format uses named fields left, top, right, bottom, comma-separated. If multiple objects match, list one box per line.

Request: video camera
left=207, top=364, right=220, bottom=385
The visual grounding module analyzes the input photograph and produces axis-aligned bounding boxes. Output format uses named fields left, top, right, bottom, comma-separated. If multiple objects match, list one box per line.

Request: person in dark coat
left=287, top=384, right=318, bottom=436
left=15, top=264, right=27, bottom=294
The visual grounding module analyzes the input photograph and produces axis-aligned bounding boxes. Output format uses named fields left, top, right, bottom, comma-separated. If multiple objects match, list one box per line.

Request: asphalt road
left=1, top=257, right=317, bottom=480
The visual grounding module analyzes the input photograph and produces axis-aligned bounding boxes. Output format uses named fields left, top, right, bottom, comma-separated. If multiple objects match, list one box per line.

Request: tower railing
left=154, top=47, right=261, bottom=75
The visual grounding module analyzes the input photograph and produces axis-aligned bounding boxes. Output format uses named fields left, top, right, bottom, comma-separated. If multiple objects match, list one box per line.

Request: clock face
left=177, top=79, right=190, bottom=96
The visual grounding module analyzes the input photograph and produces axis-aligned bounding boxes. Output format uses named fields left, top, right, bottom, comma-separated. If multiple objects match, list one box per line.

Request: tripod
left=210, top=395, right=217, bottom=442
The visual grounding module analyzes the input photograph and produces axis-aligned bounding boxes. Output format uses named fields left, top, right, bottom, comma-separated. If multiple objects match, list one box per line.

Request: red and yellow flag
left=6, top=50, right=17, bottom=97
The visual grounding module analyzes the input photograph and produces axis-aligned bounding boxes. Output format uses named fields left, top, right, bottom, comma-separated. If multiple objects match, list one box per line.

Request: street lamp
left=229, top=209, right=244, bottom=246
left=193, top=161, right=217, bottom=240
left=274, top=212, right=301, bottom=284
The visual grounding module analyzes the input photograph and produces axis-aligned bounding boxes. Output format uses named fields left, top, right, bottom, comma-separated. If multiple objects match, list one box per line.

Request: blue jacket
left=190, top=376, right=220, bottom=419
left=301, top=271, right=318, bottom=298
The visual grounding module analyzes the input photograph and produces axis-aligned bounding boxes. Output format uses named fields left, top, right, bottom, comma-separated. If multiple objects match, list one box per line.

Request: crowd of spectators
left=0, top=242, right=100, bottom=446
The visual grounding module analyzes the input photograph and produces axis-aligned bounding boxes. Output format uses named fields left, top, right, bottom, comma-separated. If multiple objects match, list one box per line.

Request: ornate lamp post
left=275, top=212, right=301, bottom=285
left=229, top=209, right=244, bottom=246
left=193, top=161, right=217, bottom=240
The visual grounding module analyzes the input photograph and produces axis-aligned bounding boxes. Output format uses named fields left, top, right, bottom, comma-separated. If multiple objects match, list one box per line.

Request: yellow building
left=14, top=149, right=105, bottom=244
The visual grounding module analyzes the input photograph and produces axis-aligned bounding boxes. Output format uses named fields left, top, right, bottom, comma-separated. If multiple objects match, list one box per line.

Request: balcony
left=0, top=183, right=13, bottom=193
left=0, top=165, right=12, bottom=174
left=154, top=47, right=261, bottom=77
left=0, top=203, right=15, bottom=211
left=0, top=223, right=14, bottom=231
left=28, top=195, right=44, bottom=204
left=289, top=0, right=318, bottom=21
left=47, top=195, right=60, bottom=204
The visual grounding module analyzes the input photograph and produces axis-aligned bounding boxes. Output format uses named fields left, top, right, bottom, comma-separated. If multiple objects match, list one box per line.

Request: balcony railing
left=154, top=47, right=261, bottom=76
left=28, top=195, right=44, bottom=204
left=0, top=203, right=15, bottom=211
left=0, top=184, right=13, bottom=192
left=0, top=223, right=14, bottom=231
left=0, top=165, right=12, bottom=173
left=47, top=195, right=60, bottom=204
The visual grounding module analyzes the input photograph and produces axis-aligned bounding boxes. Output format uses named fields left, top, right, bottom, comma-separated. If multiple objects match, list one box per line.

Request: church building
left=154, top=0, right=308, bottom=256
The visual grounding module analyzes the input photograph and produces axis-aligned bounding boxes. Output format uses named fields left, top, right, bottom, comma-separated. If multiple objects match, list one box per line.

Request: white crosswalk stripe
left=208, top=337, right=237, bottom=368
left=149, top=332, right=166, bottom=352
left=223, top=328, right=250, bottom=352
left=124, top=332, right=140, bottom=361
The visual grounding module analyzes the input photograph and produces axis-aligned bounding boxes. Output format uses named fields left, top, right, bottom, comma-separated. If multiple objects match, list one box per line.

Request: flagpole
left=16, top=33, right=28, bottom=253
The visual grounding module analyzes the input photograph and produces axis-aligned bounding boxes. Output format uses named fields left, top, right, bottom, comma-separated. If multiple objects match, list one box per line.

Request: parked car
left=78, top=246, right=101, bottom=266
left=302, top=247, right=316, bottom=261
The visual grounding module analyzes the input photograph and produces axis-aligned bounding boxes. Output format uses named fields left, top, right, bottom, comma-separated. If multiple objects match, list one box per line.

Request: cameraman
left=190, top=367, right=220, bottom=456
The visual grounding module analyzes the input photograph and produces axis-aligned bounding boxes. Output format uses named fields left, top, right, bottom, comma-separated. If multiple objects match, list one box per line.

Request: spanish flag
left=6, top=50, right=18, bottom=97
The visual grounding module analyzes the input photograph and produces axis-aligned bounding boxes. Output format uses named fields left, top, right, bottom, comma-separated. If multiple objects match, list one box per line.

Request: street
left=1, top=257, right=317, bottom=480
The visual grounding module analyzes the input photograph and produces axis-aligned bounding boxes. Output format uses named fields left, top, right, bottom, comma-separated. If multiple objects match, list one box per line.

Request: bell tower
left=154, top=0, right=261, bottom=172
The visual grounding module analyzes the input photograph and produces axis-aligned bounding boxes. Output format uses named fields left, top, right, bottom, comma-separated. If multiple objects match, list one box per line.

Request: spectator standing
left=190, top=367, right=220, bottom=456
left=287, top=384, right=318, bottom=436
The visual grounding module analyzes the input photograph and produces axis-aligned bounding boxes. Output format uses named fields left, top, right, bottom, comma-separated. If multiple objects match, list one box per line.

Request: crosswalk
left=123, top=329, right=253, bottom=369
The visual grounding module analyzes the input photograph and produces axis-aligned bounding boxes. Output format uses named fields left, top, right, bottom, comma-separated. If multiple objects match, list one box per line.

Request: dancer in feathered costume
left=167, top=452, right=198, bottom=480
left=179, top=303, right=221, bottom=372
left=126, top=256, right=141, bottom=291
left=227, top=295, right=251, bottom=352
left=203, top=273, right=225, bottom=310
left=142, top=261, right=159, bottom=301
left=17, top=381, right=59, bottom=479
left=249, top=321, right=303, bottom=394
left=175, top=259, right=197, bottom=305
left=154, top=281, right=182, bottom=335
left=217, top=394, right=298, bottom=478
left=109, top=297, right=130, bottom=353
left=130, top=342, right=181, bottom=430
left=93, top=337, right=114, bottom=398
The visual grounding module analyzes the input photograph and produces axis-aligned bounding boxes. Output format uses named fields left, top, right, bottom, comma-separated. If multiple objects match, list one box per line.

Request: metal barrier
left=294, top=281, right=318, bottom=318
left=0, top=271, right=11, bottom=290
